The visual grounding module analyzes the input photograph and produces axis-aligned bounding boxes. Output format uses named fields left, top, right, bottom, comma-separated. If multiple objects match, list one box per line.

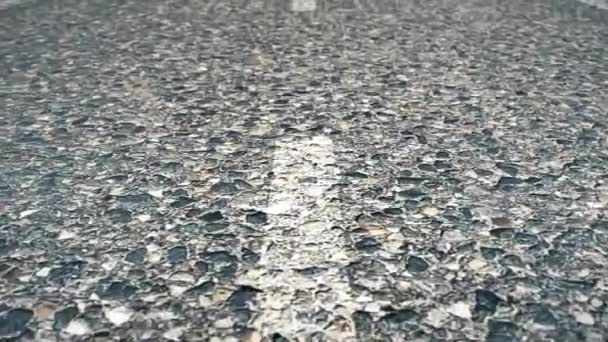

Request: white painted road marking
left=0, top=0, right=33, bottom=10
left=291, top=0, right=317, bottom=12
left=238, top=135, right=357, bottom=340
left=576, top=0, right=608, bottom=9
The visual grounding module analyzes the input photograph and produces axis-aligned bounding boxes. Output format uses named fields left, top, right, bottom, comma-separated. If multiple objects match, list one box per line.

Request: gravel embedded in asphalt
left=1, top=0, right=608, bottom=341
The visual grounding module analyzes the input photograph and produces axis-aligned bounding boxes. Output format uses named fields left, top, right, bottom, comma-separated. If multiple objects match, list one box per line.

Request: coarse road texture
left=1, top=0, right=608, bottom=341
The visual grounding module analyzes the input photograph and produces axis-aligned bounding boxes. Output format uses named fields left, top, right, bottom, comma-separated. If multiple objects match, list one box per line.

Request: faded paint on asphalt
left=238, top=135, right=357, bottom=340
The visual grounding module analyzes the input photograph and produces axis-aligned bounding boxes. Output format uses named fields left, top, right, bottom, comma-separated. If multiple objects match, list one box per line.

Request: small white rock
left=101, top=259, right=118, bottom=271
left=18, top=274, right=32, bottom=282
left=36, top=267, right=51, bottom=277
left=447, top=301, right=472, bottom=319
left=442, top=229, right=466, bottom=241
left=577, top=269, right=591, bottom=278
left=198, top=295, right=212, bottom=307
left=421, top=207, right=439, bottom=217
left=145, top=310, right=177, bottom=321
left=467, top=258, right=487, bottom=271
left=58, top=230, right=77, bottom=240
left=444, top=262, right=460, bottom=271
left=65, top=319, right=92, bottom=336
left=137, top=214, right=152, bottom=222
left=574, top=311, right=595, bottom=325
left=19, top=209, right=39, bottom=219
left=425, top=307, right=449, bottom=328
left=163, top=327, right=186, bottom=341
left=148, top=189, right=165, bottom=198
left=265, top=199, right=293, bottom=214
left=104, top=306, right=133, bottom=326
left=591, top=298, right=603, bottom=309
left=363, top=302, right=382, bottom=313
left=299, top=221, right=326, bottom=234
left=169, top=285, right=189, bottom=297
left=109, top=187, right=125, bottom=196
left=214, top=317, right=233, bottom=329
left=170, top=272, right=195, bottom=283
left=147, top=244, right=162, bottom=263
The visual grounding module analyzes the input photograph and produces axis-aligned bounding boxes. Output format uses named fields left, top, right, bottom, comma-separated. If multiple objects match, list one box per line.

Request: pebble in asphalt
left=1, top=0, right=608, bottom=341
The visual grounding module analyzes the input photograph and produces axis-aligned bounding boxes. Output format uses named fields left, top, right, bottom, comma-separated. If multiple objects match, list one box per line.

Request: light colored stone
left=163, top=327, right=186, bottom=341
left=19, top=209, right=38, bottom=219
left=421, top=207, right=439, bottom=217
left=425, top=307, right=449, bottom=328
left=65, top=319, right=92, bottom=336
left=467, top=258, right=487, bottom=271
left=574, top=311, right=595, bottom=325
left=104, top=306, right=133, bottom=326
left=33, top=302, right=56, bottom=321
left=35, top=267, right=51, bottom=278
left=214, top=317, right=234, bottom=329
left=447, top=301, right=471, bottom=319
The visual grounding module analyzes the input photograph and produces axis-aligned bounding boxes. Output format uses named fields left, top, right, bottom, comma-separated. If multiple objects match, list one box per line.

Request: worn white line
left=0, top=0, right=33, bottom=10
left=238, top=135, right=357, bottom=341
left=575, top=0, right=608, bottom=9
left=291, top=0, right=317, bottom=12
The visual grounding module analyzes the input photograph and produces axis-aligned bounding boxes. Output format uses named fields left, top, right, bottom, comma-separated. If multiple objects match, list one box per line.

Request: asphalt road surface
left=1, top=0, right=608, bottom=341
